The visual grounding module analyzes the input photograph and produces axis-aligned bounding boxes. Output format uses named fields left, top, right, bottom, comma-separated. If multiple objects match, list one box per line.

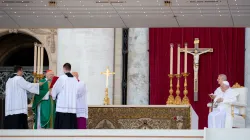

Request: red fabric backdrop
left=149, top=28, right=245, bottom=129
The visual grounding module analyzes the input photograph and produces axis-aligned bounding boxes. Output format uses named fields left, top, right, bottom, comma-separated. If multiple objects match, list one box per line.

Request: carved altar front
left=88, top=105, right=198, bottom=129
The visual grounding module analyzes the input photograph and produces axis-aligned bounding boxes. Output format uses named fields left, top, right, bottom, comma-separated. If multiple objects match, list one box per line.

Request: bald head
left=219, top=74, right=227, bottom=81
left=46, top=70, right=54, bottom=80
left=217, top=74, right=227, bottom=86
left=72, top=72, right=79, bottom=80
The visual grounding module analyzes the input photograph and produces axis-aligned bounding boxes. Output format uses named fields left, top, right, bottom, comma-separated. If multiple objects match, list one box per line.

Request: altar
left=88, top=105, right=198, bottom=129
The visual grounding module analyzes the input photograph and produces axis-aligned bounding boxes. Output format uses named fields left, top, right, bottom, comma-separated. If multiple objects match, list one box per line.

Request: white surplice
left=52, top=75, right=79, bottom=113
left=5, top=76, right=39, bottom=116
left=76, top=81, right=88, bottom=118
left=208, top=88, right=237, bottom=128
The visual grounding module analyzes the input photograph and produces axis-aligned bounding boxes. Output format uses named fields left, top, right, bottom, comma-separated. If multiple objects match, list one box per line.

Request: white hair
left=219, top=74, right=227, bottom=81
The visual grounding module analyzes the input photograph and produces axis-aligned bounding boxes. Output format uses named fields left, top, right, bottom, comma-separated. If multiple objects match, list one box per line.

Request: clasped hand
left=216, top=98, right=223, bottom=103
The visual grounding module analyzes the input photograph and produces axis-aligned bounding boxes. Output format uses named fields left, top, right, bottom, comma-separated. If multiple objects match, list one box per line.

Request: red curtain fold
left=149, top=28, right=245, bottom=129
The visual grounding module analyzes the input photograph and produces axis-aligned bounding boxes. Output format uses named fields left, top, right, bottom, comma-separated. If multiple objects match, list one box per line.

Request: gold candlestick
left=38, top=74, right=44, bottom=80
left=103, top=88, right=110, bottom=105
left=166, top=74, right=175, bottom=104
left=182, top=73, right=190, bottom=105
left=174, top=74, right=182, bottom=105
left=33, top=72, right=37, bottom=83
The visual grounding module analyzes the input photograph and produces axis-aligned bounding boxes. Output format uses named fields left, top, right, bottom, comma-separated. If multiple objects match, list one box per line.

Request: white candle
left=177, top=44, right=180, bottom=74
left=184, top=43, right=188, bottom=73
left=34, top=43, right=37, bottom=73
left=40, top=46, right=44, bottom=74
left=37, top=46, right=41, bottom=74
left=170, top=43, right=173, bottom=74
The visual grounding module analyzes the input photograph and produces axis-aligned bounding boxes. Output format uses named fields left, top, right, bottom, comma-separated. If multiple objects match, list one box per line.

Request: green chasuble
left=32, top=78, right=56, bottom=129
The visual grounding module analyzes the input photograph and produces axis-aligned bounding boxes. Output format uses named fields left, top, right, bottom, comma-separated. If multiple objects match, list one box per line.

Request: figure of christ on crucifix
left=181, top=38, right=213, bottom=101
left=101, top=67, right=115, bottom=105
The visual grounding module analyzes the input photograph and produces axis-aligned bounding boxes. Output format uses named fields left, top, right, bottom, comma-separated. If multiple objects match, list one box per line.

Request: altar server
left=208, top=81, right=237, bottom=128
left=72, top=72, right=88, bottom=129
left=52, top=63, right=79, bottom=129
left=4, top=65, right=40, bottom=129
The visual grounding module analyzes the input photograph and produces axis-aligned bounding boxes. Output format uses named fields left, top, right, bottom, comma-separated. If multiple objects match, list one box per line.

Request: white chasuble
left=5, top=76, right=39, bottom=116
left=208, top=88, right=237, bottom=128
left=52, top=75, right=79, bottom=114
left=76, top=81, right=88, bottom=118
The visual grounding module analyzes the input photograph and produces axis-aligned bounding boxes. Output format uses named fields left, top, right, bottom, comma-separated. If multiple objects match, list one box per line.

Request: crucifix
left=101, top=67, right=115, bottom=105
left=180, top=38, right=213, bottom=101
left=101, top=67, right=115, bottom=88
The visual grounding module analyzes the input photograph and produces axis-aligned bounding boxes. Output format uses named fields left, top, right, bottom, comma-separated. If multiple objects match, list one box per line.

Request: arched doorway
left=0, top=32, right=49, bottom=93
left=0, top=33, right=50, bottom=126
left=0, top=33, right=49, bottom=66
left=0, top=31, right=51, bottom=129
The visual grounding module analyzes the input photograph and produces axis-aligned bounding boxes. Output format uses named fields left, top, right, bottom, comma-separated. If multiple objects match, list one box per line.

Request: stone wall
left=245, top=28, right=250, bottom=128
left=113, top=28, right=123, bottom=105
left=127, top=28, right=149, bottom=105
left=0, top=29, right=58, bottom=73
left=57, top=28, right=115, bottom=105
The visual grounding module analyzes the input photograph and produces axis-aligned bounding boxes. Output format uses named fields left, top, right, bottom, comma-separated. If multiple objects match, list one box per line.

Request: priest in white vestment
left=208, top=81, right=237, bottom=128
left=51, top=63, right=79, bottom=129
left=72, top=72, right=88, bottom=129
left=4, top=65, right=39, bottom=129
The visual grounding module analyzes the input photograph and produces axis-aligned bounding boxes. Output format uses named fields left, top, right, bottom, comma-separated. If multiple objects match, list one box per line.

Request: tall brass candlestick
left=166, top=74, right=175, bottom=104
left=33, top=72, right=37, bottom=83
left=182, top=73, right=190, bottom=105
left=174, top=74, right=182, bottom=105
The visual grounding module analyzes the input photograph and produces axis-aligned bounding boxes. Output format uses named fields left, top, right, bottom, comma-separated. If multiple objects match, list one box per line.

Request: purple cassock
left=77, top=117, right=87, bottom=129
left=76, top=80, right=88, bottom=129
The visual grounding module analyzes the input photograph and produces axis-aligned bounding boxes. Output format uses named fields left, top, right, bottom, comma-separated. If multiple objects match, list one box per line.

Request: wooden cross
left=180, top=38, right=213, bottom=101
left=101, top=67, right=115, bottom=88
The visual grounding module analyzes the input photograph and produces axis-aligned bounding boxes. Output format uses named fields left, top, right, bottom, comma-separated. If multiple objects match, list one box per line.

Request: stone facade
left=57, top=28, right=115, bottom=105
left=113, top=28, right=123, bottom=105
left=0, top=29, right=58, bottom=73
left=245, top=28, right=250, bottom=128
left=127, top=28, right=149, bottom=105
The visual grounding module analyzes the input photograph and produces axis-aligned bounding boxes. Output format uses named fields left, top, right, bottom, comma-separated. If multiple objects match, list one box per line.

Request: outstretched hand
left=39, top=82, right=45, bottom=86
left=49, top=90, right=52, bottom=96
left=209, top=93, right=216, bottom=99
